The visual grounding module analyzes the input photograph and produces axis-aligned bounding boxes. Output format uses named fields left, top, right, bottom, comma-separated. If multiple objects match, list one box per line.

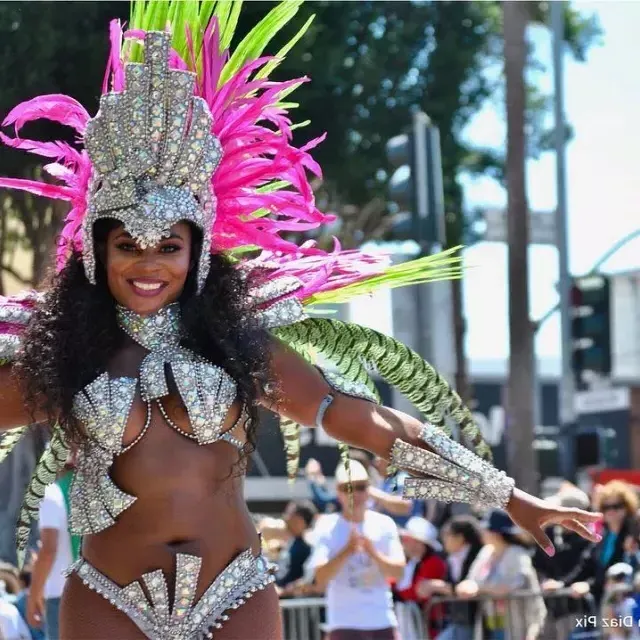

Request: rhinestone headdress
left=83, top=31, right=222, bottom=292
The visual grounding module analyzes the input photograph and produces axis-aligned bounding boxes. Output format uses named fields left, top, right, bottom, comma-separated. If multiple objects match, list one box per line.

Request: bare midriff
left=79, top=397, right=259, bottom=597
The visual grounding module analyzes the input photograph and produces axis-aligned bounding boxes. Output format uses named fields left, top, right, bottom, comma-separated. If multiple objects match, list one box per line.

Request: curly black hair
left=15, top=218, right=274, bottom=462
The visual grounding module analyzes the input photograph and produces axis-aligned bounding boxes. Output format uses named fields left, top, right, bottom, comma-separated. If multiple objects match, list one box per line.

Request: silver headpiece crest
left=82, top=31, right=223, bottom=293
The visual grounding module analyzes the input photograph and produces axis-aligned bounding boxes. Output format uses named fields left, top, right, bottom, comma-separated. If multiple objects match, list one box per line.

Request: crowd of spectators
left=258, top=453, right=640, bottom=640
left=4, top=454, right=640, bottom=639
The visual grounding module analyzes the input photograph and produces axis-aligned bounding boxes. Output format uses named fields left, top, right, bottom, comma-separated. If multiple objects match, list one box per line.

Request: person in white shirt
left=0, top=598, right=31, bottom=640
left=26, top=482, right=73, bottom=640
left=308, top=460, right=406, bottom=640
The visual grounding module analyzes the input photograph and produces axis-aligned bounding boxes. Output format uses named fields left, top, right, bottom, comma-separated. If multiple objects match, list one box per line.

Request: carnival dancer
left=0, top=2, right=601, bottom=638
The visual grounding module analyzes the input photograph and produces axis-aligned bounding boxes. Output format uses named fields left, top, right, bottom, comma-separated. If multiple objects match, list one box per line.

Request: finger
left=553, top=507, right=602, bottom=522
left=561, top=518, right=602, bottom=543
left=530, top=526, right=555, bottom=556
left=542, top=508, right=602, bottom=528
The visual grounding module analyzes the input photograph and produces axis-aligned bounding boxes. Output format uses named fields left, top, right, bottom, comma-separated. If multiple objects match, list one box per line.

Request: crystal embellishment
left=117, top=304, right=238, bottom=444
left=82, top=31, right=223, bottom=293
left=390, top=424, right=515, bottom=510
left=319, top=368, right=378, bottom=404
left=70, top=374, right=139, bottom=534
left=69, top=304, right=241, bottom=534
left=66, top=550, right=275, bottom=640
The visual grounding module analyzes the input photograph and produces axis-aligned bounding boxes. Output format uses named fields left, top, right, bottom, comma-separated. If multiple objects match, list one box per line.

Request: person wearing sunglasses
left=307, top=461, right=406, bottom=640
left=560, top=481, right=639, bottom=608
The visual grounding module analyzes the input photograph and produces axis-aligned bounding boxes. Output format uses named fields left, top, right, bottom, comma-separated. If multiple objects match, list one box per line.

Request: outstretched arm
left=262, top=338, right=602, bottom=554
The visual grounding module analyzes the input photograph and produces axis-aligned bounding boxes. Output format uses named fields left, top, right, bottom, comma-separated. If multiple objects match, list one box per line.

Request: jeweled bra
left=69, top=303, right=244, bottom=535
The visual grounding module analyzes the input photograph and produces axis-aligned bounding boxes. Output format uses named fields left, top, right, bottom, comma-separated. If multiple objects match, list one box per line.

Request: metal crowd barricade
left=280, top=597, right=326, bottom=640
left=280, top=597, right=427, bottom=640
left=424, top=588, right=602, bottom=640
left=280, top=589, right=602, bottom=640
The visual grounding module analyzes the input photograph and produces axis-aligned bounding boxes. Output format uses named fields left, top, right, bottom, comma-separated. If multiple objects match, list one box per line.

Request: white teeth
left=132, top=281, right=163, bottom=291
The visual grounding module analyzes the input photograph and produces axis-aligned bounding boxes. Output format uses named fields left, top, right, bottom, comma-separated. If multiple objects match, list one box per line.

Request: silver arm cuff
left=390, top=423, right=515, bottom=510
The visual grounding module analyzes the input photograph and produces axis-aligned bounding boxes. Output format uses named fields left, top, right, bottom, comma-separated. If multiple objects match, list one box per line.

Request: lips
left=128, top=278, right=168, bottom=297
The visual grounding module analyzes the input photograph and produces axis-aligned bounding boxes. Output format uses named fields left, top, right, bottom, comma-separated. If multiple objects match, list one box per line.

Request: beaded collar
left=113, top=304, right=237, bottom=431
left=69, top=303, right=239, bottom=537
left=117, top=303, right=184, bottom=352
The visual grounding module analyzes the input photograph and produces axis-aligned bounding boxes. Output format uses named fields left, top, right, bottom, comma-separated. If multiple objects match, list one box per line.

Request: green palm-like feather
left=129, top=0, right=314, bottom=94
left=304, top=246, right=464, bottom=307
left=15, top=426, right=70, bottom=568
left=273, top=318, right=492, bottom=463
left=276, top=340, right=312, bottom=481
left=0, top=427, right=28, bottom=464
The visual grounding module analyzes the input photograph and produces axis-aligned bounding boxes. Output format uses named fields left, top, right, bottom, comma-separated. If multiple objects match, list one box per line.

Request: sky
left=459, top=1, right=640, bottom=375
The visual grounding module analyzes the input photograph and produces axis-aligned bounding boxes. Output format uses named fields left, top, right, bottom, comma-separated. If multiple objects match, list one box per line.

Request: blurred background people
left=563, top=480, right=638, bottom=607
left=425, top=515, right=485, bottom=640
left=308, top=460, right=405, bottom=640
left=275, top=499, right=317, bottom=596
left=456, top=510, right=546, bottom=640
left=26, top=469, right=77, bottom=640
left=393, top=517, right=447, bottom=640
left=600, top=562, right=635, bottom=640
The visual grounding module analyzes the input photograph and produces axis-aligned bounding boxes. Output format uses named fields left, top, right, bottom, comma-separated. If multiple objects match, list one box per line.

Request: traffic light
left=385, top=111, right=446, bottom=250
left=570, top=274, right=612, bottom=389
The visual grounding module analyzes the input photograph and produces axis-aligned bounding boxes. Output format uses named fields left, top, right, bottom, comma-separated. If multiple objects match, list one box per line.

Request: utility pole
left=504, top=1, right=538, bottom=493
left=551, top=1, right=576, bottom=481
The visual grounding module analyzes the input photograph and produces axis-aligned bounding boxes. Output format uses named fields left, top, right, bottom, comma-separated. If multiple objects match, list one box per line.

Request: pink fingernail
left=595, top=533, right=602, bottom=542
left=545, top=546, right=555, bottom=557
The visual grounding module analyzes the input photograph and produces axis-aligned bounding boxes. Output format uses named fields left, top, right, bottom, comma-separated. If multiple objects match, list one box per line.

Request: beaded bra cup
left=69, top=303, right=242, bottom=536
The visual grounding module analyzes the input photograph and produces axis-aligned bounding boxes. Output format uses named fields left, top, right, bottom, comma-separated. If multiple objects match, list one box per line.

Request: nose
left=131, top=248, right=164, bottom=273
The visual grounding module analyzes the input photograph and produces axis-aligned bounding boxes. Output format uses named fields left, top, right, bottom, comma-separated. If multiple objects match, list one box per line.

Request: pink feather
left=0, top=17, right=369, bottom=290
left=3, top=94, right=90, bottom=134
left=0, top=177, right=74, bottom=201
left=0, top=133, right=81, bottom=163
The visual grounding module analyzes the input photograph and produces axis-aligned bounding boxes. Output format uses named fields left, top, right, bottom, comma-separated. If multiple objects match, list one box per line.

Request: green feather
left=255, top=14, right=315, bottom=80
left=219, top=0, right=304, bottom=86
left=130, top=0, right=311, bottom=91
left=15, top=427, right=70, bottom=569
left=0, top=427, right=28, bottom=465
left=218, top=0, right=243, bottom=51
left=273, top=318, right=492, bottom=462
left=303, top=247, right=465, bottom=307
left=277, top=340, right=314, bottom=481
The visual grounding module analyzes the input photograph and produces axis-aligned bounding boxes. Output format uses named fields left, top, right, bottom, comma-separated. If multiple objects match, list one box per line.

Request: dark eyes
left=159, top=244, right=181, bottom=254
left=115, top=242, right=182, bottom=254
left=115, top=242, right=138, bottom=252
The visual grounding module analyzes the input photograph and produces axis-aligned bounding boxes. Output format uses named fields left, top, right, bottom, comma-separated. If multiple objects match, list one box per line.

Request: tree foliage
left=0, top=1, right=601, bottom=282
left=0, top=1, right=127, bottom=288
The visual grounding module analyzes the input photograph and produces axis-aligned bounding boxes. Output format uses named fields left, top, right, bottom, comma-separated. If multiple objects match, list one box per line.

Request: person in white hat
left=307, top=460, right=406, bottom=640
left=394, top=518, right=447, bottom=639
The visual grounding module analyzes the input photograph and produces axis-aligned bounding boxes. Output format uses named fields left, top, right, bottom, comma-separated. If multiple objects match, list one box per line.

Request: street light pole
left=551, top=1, right=576, bottom=480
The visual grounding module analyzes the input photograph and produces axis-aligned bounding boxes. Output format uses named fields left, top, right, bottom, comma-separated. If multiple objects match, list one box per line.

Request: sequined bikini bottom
left=65, top=549, right=275, bottom=639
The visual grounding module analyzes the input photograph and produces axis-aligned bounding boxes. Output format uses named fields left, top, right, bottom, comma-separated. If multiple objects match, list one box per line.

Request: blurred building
left=248, top=269, right=640, bottom=510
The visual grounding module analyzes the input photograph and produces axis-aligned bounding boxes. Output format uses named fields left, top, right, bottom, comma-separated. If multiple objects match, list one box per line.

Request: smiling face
left=105, top=221, right=193, bottom=315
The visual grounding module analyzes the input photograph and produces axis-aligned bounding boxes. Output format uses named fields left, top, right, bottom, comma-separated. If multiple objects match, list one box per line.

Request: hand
left=541, top=579, right=564, bottom=592
left=455, top=579, right=479, bottom=599
left=26, top=590, right=45, bottom=628
left=305, top=458, right=324, bottom=480
left=416, top=579, right=445, bottom=599
left=570, top=581, right=591, bottom=598
left=506, top=488, right=602, bottom=556
left=346, top=527, right=363, bottom=554
left=358, top=535, right=376, bottom=557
